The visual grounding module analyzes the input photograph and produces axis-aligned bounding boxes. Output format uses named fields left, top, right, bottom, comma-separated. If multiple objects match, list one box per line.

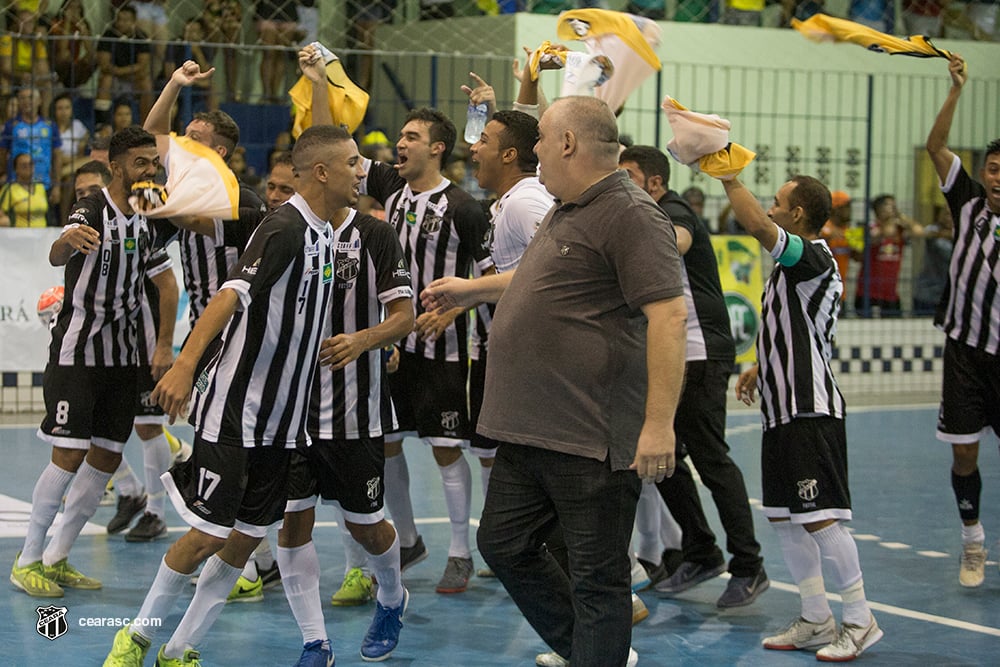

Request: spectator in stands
left=86, top=134, right=110, bottom=165
left=420, top=0, right=456, bottom=19
left=203, top=0, right=244, bottom=103
left=347, top=0, right=397, bottom=92
left=849, top=0, right=893, bottom=32
left=902, top=0, right=945, bottom=36
left=132, top=1, right=169, bottom=83
left=626, top=0, right=666, bottom=20
left=162, top=17, right=217, bottom=115
left=674, top=0, right=716, bottom=21
left=721, top=0, right=765, bottom=26
left=780, top=0, right=824, bottom=26
left=111, top=98, right=134, bottom=135
left=944, top=0, right=997, bottom=39
left=0, top=152, right=48, bottom=227
left=255, top=0, right=303, bottom=102
left=0, top=85, right=61, bottom=209
left=854, top=193, right=924, bottom=317
left=47, top=0, right=95, bottom=92
left=52, top=91, right=87, bottom=223
left=820, top=190, right=854, bottom=301
left=0, top=8, right=51, bottom=107
left=96, top=4, right=153, bottom=125
left=912, top=205, right=954, bottom=316
left=682, top=186, right=712, bottom=230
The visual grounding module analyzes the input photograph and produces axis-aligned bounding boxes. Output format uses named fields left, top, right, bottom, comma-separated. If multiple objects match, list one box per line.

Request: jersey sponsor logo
left=242, top=258, right=260, bottom=276
left=322, top=263, right=333, bottom=284
left=420, top=213, right=442, bottom=236
left=559, top=244, right=570, bottom=256
left=36, top=605, right=68, bottom=640
left=405, top=210, right=417, bottom=226
left=68, top=211, right=88, bottom=224
left=123, top=237, right=137, bottom=253
left=336, top=239, right=361, bottom=252
left=305, top=241, right=320, bottom=256
left=440, top=410, right=460, bottom=431
left=797, top=478, right=819, bottom=502
left=725, top=293, right=759, bottom=357
left=335, top=256, right=359, bottom=284
left=392, top=267, right=410, bottom=279
left=366, top=476, right=381, bottom=501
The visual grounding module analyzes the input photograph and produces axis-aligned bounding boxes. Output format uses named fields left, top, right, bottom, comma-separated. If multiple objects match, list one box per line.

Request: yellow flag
left=792, top=13, right=953, bottom=59
left=289, top=58, right=370, bottom=138
left=141, top=135, right=240, bottom=220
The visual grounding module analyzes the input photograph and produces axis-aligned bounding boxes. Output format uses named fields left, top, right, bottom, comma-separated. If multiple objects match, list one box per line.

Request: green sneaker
left=226, top=574, right=263, bottom=603
left=103, top=625, right=151, bottom=667
left=10, top=552, right=63, bottom=597
left=155, top=645, right=201, bottom=666
left=44, top=557, right=102, bottom=589
left=331, top=567, right=374, bottom=606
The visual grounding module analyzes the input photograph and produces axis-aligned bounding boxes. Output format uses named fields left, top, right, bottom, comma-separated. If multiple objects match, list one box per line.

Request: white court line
left=164, top=516, right=482, bottom=534
left=764, top=578, right=1000, bottom=638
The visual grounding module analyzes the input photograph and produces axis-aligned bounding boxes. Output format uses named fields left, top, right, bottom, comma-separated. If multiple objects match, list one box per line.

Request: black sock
left=952, top=468, right=982, bottom=522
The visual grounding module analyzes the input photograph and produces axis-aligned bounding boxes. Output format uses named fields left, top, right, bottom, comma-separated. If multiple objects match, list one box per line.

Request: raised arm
left=721, top=178, right=779, bottom=252
left=299, top=46, right=332, bottom=127
left=926, top=55, right=966, bottom=186
left=144, top=60, right=215, bottom=135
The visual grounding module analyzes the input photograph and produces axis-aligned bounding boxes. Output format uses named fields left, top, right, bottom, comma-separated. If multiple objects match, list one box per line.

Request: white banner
left=0, top=228, right=63, bottom=371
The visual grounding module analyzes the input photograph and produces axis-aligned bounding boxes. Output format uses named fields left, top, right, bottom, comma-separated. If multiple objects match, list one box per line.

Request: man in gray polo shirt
left=422, top=95, right=687, bottom=667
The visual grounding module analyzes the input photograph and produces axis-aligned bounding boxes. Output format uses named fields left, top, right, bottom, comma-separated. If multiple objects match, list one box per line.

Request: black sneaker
left=654, top=560, right=726, bottom=596
left=107, top=494, right=147, bottom=534
left=717, top=568, right=769, bottom=608
left=661, top=548, right=685, bottom=578
left=399, top=535, right=428, bottom=572
left=257, top=561, right=282, bottom=590
left=124, top=512, right=167, bottom=542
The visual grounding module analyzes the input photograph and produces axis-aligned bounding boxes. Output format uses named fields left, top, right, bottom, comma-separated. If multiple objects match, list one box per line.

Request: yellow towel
left=792, top=13, right=953, bottom=59
left=528, top=41, right=569, bottom=82
left=699, top=144, right=756, bottom=180
left=662, top=96, right=755, bottom=180
left=289, top=57, right=370, bottom=138
left=137, top=135, right=240, bottom=220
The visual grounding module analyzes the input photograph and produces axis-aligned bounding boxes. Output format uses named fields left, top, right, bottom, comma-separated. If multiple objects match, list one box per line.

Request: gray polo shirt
left=478, top=170, right=685, bottom=470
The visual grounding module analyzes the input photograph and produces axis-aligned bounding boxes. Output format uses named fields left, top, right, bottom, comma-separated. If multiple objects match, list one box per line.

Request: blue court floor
left=1, top=405, right=998, bottom=666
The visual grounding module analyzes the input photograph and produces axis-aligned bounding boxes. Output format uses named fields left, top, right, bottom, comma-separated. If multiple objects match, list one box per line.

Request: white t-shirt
left=59, top=119, right=89, bottom=159
left=489, top=176, right=553, bottom=273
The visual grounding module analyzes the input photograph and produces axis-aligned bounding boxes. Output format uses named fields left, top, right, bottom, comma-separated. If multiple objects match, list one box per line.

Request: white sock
left=338, top=508, right=369, bottom=573
left=277, top=542, right=327, bottom=645
left=43, top=461, right=112, bottom=566
left=772, top=521, right=832, bottom=623
left=811, top=522, right=871, bottom=626
left=961, top=522, right=985, bottom=545
left=438, top=454, right=472, bottom=558
left=384, top=450, right=417, bottom=548
left=133, top=557, right=190, bottom=642
left=634, top=483, right=663, bottom=563
left=164, top=554, right=242, bottom=658
left=141, top=433, right=172, bottom=519
left=369, top=531, right=404, bottom=608
left=113, top=457, right=143, bottom=498
left=659, top=502, right=683, bottom=552
left=21, top=463, right=75, bottom=563
left=480, top=460, right=493, bottom=499
left=239, top=552, right=259, bottom=581
left=255, top=536, right=276, bottom=570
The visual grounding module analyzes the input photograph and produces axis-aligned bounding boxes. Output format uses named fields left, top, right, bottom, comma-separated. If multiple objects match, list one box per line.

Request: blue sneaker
left=295, top=639, right=333, bottom=667
left=360, top=588, right=409, bottom=662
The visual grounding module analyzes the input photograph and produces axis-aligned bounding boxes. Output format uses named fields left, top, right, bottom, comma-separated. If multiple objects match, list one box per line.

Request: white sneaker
left=535, top=647, right=637, bottom=666
left=630, top=558, right=651, bottom=592
left=959, top=542, right=987, bottom=587
left=816, top=614, right=883, bottom=662
left=535, top=652, right=568, bottom=667
left=762, top=615, right=836, bottom=651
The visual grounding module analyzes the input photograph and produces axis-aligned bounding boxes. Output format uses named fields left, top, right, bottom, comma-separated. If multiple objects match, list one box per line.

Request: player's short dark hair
left=75, top=160, right=112, bottom=184
left=492, top=110, right=538, bottom=173
left=270, top=150, right=294, bottom=170
left=789, top=175, right=832, bottom=235
left=405, top=107, right=456, bottom=168
left=292, top=125, right=352, bottom=172
left=986, top=139, right=1000, bottom=159
left=619, top=145, right=671, bottom=187
left=109, top=125, right=156, bottom=163
left=194, top=110, right=240, bottom=162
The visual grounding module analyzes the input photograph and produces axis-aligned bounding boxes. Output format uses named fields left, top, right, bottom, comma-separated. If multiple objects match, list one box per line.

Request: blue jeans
left=477, top=441, right=640, bottom=666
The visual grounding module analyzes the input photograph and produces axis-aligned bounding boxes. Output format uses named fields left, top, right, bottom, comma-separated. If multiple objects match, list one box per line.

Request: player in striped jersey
left=11, top=127, right=172, bottom=599
left=727, top=174, right=882, bottom=661
left=360, top=106, right=494, bottom=593
left=103, top=125, right=351, bottom=667
left=925, top=54, right=1000, bottom=589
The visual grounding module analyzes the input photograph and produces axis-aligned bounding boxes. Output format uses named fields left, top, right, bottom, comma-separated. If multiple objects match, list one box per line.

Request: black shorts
left=163, top=436, right=291, bottom=539
left=937, top=338, right=1000, bottom=444
left=468, top=354, right=498, bottom=456
left=286, top=436, right=385, bottom=523
left=38, top=364, right=137, bottom=452
left=761, top=416, right=852, bottom=523
left=387, top=351, right=469, bottom=441
left=134, top=364, right=165, bottom=424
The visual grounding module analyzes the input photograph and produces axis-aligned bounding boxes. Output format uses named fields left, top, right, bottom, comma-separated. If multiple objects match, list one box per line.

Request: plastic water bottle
left=464, top=102, right=488, bottom=144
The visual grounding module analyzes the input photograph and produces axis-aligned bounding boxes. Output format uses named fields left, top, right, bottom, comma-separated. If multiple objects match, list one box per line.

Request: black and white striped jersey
left=158, top=181, right=265, bottom=328
left=757, top=228, right=845, bottom=430
left=939, top=155, right=1000, bottom=355
left=361, top=160, right=492, bottom=362
left=135, top=277, right=159, bottom=366
left=190, top=194, right=336, bottom=448
left=50, top=188, right=171, bottom=367
left=308, top=210, right=412, bottom=440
